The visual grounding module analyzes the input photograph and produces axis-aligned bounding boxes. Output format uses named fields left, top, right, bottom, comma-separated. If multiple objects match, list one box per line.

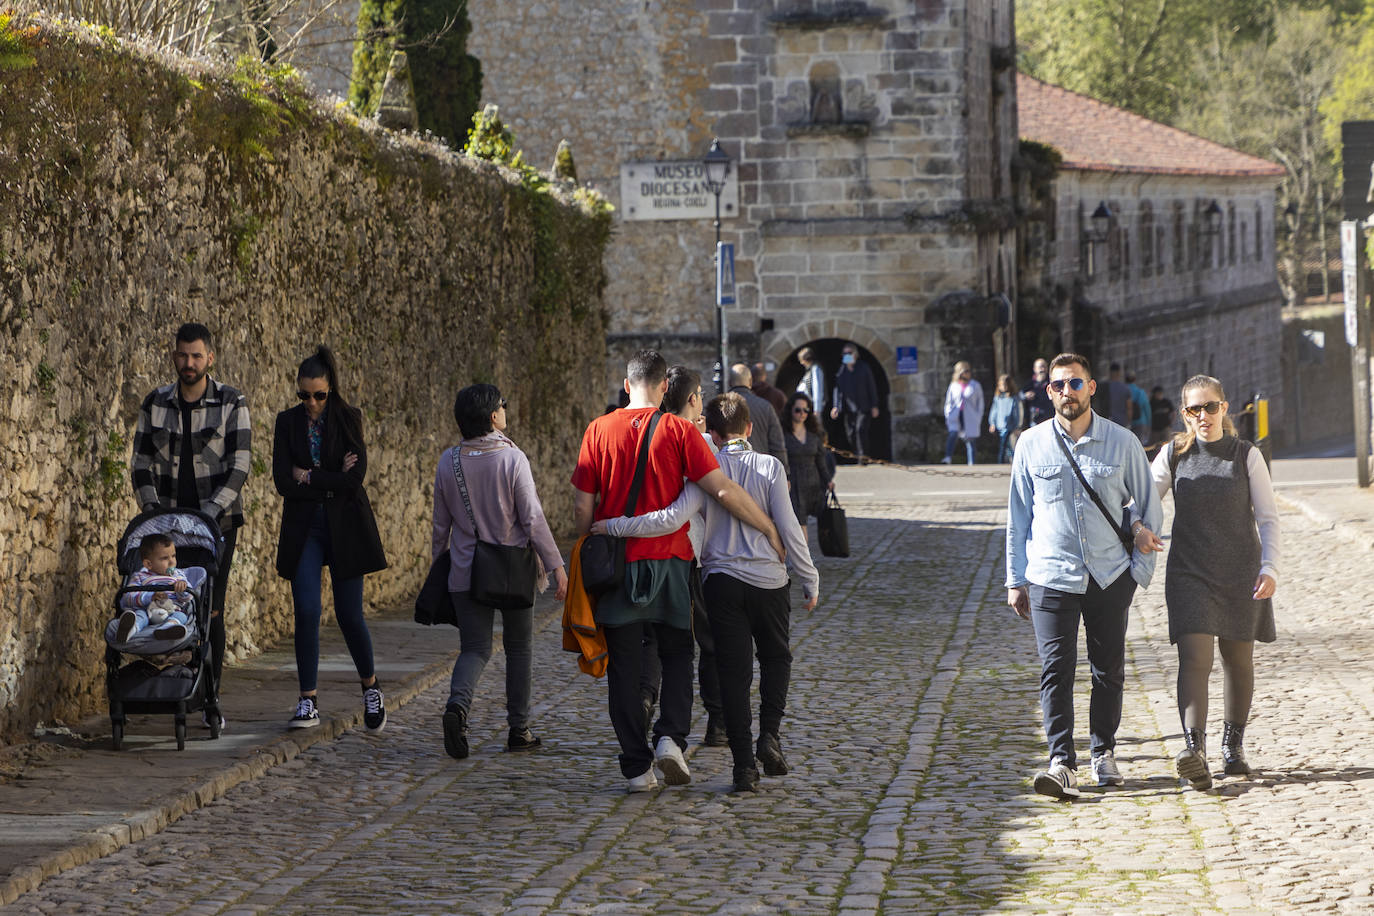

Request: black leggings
left=1176, top=633, right=1254, bottom=732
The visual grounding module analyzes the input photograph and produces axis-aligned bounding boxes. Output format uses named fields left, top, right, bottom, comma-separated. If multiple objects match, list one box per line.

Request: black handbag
left=581, top=411, right=661, bottom=596
left=817, top=490, right=850, bottom=558
left=414, top=551, right=456, bottom=626
left=453, top=448, right=539, bottom=610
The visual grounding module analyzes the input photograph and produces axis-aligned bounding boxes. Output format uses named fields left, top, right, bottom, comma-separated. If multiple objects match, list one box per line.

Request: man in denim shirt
left=1006, top=353, right=1164, bottom=799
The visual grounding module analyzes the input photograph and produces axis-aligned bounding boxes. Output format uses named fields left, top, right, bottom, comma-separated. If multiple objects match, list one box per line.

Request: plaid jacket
left=131, top=378, right=252, bottom=530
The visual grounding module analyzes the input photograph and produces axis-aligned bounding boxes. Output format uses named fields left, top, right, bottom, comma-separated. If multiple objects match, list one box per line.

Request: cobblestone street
left=7, top=480, right=1374, bottom=914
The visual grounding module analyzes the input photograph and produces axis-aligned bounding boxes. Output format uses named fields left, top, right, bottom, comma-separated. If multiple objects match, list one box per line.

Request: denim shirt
left=1005, top=412, right=1162, bottom=593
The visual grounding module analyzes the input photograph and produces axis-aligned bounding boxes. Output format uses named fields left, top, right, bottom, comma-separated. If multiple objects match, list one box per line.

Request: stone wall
left=0, top=17, right=610, bottom=742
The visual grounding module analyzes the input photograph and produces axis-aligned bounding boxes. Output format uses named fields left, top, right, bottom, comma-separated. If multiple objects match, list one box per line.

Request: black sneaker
left=115, top=611, right=137, bottom=643
left=756, top=732, right=789, bottom=776
left=363, top=683, right=386, bottom=734
left=443, top=704, right=469, bottom=759
left=703, top=716, right=728, bottom=747
left=288, top=696, right=320, bottom=729
left=732, top=766, right=760, bottom=793
left=153, top=623, right=187, bottom=642
left=507, top=727, right=542, bottom=752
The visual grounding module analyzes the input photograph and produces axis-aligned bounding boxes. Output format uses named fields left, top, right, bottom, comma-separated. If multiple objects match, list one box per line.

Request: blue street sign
left=716, top=242, right=735, bottom=307
left=896, top=346, right=919, bottom=375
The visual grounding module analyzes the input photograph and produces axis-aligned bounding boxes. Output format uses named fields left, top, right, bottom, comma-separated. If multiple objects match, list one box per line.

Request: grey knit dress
left=1164, top=436, right=1276, bottom=644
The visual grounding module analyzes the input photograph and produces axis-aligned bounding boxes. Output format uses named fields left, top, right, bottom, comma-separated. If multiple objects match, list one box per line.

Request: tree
left=349, top=0, right=481, bottom=146
left=1321, top=0, right=1374, bottom=158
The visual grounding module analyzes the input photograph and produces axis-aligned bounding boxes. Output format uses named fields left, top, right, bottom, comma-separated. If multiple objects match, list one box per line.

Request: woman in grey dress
left=784, top=392, right=833, bottom=526
left=1151, top=375, right=1280, bottom=790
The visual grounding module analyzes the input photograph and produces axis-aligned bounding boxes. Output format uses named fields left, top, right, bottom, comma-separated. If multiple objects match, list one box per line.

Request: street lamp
left=703, top=138, right=732, bottom=393
left=1081, top=201, right=1111, bottom=274
left=1202, top=200, right=1223, bottom=235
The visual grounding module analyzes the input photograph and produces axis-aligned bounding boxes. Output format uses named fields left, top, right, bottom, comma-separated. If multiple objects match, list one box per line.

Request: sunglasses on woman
left=792, top=406, right=810, bottom=414
left=297, top=390, right=329, bottom=402
left=1182, top=401, right=1222, bottom=418
left=1048, top=377, right=1087, bottom=393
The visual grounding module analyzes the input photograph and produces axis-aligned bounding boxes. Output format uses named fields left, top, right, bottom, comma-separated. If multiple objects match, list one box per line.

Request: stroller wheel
left=209, top=710, right=221, bottom=740
left=111, top=720, right=124, bottom=751
left=175, top=719, right=186, bottom=750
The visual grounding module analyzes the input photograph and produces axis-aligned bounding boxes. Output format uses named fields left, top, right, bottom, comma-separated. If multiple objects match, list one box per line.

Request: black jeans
left=638, top=568, right=723, bottom=720
left=842, top=410, right=871, bottom=458
left=1029, top=572, right=1136, bottom=768
left=604, top=622, right=694, bottom=778
left=702, top=573, right=793, bottom=771
left=208, top=526, right=236, bottom=699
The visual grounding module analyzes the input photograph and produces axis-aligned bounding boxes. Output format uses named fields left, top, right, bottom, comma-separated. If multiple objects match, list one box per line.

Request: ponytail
left=298, top=346, right=361, bottom=442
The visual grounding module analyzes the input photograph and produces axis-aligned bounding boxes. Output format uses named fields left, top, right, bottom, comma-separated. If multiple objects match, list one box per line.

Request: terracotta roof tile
left=1017, top=73, right=1285, bottom=179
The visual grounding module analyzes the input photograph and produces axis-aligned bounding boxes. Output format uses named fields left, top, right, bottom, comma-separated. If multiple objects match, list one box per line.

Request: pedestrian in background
left=729, top=364, right=789, bottom=475
left=434, top=384, right=567, bottom=759
left=1150, top=386, right=1176, bottom=443
left=1006, top=353, right=1164, bottom=799
left=830, top=342, right=879, bottom=463
left=1150, top=375, right=1279, bottom=790
left=942, top=361, right=984, bottom=465
left=1102, top=362, right=1132, bottom=428
left=1126, top=372, right=1152, bottom=445
left=750, top=361, right=788, bottom=422
left=783, top=391, right=834, bottom=528
left=796, top=347, right=827, bottom=417
left=988, top=373, right=1022, bottom=463
left=272, top=346, right=388, bottom=733
left=1020, top=358, right=1052, bottom=428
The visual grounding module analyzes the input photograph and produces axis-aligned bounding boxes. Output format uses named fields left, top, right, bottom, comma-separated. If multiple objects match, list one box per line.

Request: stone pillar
left=376, top=51, right=418, bottom=132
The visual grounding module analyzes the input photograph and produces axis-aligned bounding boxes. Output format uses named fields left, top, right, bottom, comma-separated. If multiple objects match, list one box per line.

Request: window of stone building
left=809, top=62, right=842, bottom=125
left=1197, top=200, right=1213, bottom=269
left=1227, top=202, right=1237, bottom=265
left=1240, top=219, right=1248, bottom=262
left=1081, top=203, right=1098, bottom=279
left=1255, top=204, right=1264, bottom=262
left=1107, top=205, right=1122, bottom=280
left=1156, top=225, right=1165, bottom=276
left=1139, top=202, right=1154, bottom=275
left=1173, top=202, right=1186, bottom=273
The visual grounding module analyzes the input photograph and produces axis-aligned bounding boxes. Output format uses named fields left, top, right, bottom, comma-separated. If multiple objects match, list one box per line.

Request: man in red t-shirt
left=573, top=349, right=781, bottom=792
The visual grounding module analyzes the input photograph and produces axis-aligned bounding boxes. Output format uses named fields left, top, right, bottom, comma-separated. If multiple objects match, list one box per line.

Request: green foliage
left=0, top=12, right=39, bottom=70
left=229, top=209, right=263, bottom=275
left=349, top=0, right=482, bottom=144
left=92, top=430, right=127, bottom=504
left=1321, top=0, right=1374, bottom=157
left=35, top=361, right=55, bottom=393
left=553, top=140, right=577, bottom=183
left=221, top=55, right=309, bottom=164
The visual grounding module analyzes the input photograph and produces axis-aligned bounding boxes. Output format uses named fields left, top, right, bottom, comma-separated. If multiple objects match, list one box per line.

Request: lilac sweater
left=431, top=435, right=564, bottom=593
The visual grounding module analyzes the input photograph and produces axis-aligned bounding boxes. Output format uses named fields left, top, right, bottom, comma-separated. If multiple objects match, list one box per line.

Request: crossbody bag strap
left=450, top=447, right=481, bottom=541
left=1051, top=426, right=1133, bottom=551
left=622, top=411, right=662, bottom=517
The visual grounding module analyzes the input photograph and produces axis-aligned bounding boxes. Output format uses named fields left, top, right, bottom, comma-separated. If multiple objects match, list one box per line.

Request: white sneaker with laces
left=1032, top=757, right=1081, bottom=799
left=288, top=696, right=320, bottom=729
left=1091, top=750, right=1124, bottom=786
left=626, top=769, right=658, bottom=793
left=654, top=736, right=691, bottom=785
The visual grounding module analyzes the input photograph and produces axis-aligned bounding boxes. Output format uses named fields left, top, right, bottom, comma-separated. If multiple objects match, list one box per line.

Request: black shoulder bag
left=1051, top=427, right=1135, bottom=554
left=581, top=411, right=661, bottom=596
left=454, top=449, right=539, bottom=610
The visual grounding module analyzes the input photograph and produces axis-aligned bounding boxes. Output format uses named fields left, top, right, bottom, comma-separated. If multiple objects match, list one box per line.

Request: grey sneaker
left=1032, top=757, right=1081, bottom=799
left=1091, top=750, right=1124, bottom=786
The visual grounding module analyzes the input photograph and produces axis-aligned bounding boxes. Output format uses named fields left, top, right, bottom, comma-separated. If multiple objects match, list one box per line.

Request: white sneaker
left=288, top=696, right=320, bottom=729
left=654, top=736, right=691, bottom=785
left=1091, top=750, right=1124, bottom=786
left=1032, top=757, right=1081, bottom=799
left=626, top=768, right=658, bottom=793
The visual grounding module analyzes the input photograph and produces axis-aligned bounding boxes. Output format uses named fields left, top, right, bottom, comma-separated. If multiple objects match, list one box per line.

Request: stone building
left=441, top=0, right=1018, bottom=461
left=1016, top=74, right=1287, bottom=435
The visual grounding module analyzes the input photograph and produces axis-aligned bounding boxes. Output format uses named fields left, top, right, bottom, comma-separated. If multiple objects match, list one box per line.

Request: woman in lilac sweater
left=432, top=384, right=568, bottom=760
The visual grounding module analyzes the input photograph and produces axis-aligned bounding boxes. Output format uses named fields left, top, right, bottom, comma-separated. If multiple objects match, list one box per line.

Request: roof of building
left=1017, top=74, right=1285, bottom=179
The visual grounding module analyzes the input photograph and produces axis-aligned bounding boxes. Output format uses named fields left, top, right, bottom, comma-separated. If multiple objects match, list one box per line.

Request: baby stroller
left=105, top=507, right=224, bottom=750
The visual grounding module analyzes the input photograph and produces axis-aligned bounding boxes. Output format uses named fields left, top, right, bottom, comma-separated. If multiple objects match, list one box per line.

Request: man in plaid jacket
left=131, top=322, right=251, bottom=727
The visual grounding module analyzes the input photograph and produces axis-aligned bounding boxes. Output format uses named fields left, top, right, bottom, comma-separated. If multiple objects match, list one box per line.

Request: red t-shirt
left=571, top=407, right=719, bottom=562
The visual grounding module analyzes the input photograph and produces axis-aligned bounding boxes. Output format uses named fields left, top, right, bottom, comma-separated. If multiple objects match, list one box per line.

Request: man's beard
left=1057, top=399, right=1088, bottom=421
left=179, top=367, right=206, bottom=386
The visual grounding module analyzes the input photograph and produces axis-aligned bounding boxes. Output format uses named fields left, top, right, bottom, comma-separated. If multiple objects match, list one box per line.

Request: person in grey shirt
left=729, top=363, right=789, bottom=478
left=594, top=392, right=818, bottom=793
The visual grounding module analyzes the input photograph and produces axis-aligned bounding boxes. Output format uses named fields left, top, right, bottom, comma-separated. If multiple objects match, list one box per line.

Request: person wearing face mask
left=1150, top=376, right=1280, bottom=790
left=829, top=342, right=879, bottom=463
left=1006, top=353, right=1163, bottom=799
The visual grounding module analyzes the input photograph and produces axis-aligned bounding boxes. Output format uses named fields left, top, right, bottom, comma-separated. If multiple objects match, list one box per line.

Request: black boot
left=1221, top=720, right=1252, bottom=776
left=1175, top=727, right=1212, bottom=790
left=443, top=703, right=469, bottom=760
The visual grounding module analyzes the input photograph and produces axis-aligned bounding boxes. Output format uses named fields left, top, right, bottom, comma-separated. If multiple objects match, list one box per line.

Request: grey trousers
left=447, top=591, right=534, bottom=730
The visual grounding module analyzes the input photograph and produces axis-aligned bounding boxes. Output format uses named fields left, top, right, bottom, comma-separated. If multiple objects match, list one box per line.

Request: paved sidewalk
left=0, top=600, right=524, bottom=905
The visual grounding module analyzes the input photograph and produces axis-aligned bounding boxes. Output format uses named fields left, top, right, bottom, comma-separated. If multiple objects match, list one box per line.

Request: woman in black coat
left=272, top=346, right=388, bottom=733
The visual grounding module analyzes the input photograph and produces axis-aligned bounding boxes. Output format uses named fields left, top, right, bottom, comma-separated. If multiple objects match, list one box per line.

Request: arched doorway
left=776, top=339, right=891, bottom=462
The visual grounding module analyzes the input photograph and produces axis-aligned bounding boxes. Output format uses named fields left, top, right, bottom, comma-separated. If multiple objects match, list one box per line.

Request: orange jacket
left=561, top=536, right=607, bottom=678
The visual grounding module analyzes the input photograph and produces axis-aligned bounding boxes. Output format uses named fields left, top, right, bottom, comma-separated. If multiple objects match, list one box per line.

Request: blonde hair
left=950, top=361, right=971, bottom=384
left=1170, top=374, right=1237, bottom=459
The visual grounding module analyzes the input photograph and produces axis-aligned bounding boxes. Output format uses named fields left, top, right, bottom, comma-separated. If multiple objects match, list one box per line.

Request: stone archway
left=773, top=333, right=892, bottom=463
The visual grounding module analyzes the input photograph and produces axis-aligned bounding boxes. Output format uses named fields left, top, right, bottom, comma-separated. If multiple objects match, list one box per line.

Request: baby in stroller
left=115, top=534, right=194, bottom=643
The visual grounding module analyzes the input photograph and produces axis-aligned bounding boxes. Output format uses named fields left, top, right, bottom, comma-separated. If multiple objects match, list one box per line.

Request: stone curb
left=0, top=651, right=457, bottom=906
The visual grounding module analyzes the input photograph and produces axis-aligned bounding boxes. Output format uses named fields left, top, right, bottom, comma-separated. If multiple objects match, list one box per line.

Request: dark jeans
left=639, top=568, right=723, bottom=720
left=447, top=591, right=533, bottom=729
left=208, top=525, right=236, bottom=698
left=842, top=410, right=871, bottom=458
left=290, top=507, right=374, bottom=694
left=1029, top=573, right=1136, bottom=768
left=996, top=430, right=1014, bottom=463
left=605, top=621, right=694, bottom=778
left=702, top=572, right=793, bottom=771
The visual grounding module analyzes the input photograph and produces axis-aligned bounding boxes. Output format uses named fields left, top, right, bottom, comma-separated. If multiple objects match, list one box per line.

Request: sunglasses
left=792, top=406, right=810, bottom=414
left=1183, top=401, right=1222, bottom=418
left=1048, top=377, right=1087, bottom=393
left=499, top=398, right=508, bottom=409
left=297, top=390, right=329, bottom=402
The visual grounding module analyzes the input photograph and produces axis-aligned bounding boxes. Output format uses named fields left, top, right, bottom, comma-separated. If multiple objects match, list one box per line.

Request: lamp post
left=703, top=138, right=732, bottom=393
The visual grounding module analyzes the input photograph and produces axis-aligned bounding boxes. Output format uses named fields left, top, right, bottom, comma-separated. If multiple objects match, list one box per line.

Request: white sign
left=716, top=242, right=735, bottom=306
left=620, top=160, right=739, bottom=222
left=1343, top=221, right=1360, bottom=346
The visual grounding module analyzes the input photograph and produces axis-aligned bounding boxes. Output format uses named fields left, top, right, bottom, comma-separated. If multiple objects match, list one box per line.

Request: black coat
left=272, top=404, right=387, bottom=580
